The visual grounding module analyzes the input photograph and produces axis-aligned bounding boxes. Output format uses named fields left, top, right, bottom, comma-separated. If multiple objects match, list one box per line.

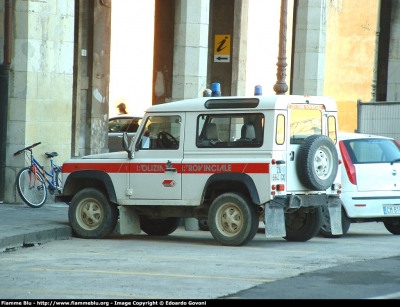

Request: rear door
left=286, top=104, right=325, bottom=191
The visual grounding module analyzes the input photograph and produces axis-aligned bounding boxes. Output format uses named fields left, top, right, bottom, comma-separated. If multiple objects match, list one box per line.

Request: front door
left=129, top=114, right=184, bottom=200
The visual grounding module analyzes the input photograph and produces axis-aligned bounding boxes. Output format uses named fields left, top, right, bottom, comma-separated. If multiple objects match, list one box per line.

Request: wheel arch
left=201, top=172, right=260, bottom=206
left=62, top=170, right=117, bottom=203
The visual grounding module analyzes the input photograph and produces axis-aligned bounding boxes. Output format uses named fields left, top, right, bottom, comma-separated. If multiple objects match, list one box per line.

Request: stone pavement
left=0, top=202, right=201, bottom=252
left=0, top=202, right=71, bottom=252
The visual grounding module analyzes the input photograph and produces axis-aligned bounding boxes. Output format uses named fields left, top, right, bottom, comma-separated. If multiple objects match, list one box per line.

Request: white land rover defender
left=58, top=93, right=343, bottom=246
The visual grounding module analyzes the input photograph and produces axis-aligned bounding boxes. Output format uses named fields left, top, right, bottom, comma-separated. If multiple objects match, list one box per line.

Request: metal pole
left=273, top=0, right=288, bottom=95
left=0, top=0, right=13, bottom=202
left=370, top=0, right=381, bottom=102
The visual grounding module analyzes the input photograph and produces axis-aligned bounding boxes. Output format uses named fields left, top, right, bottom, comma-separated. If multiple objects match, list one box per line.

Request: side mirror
left=122, top=132, right=132, bottom=159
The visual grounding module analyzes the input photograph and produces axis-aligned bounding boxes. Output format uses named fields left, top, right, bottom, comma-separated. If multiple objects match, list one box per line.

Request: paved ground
left=0, top=202, right=71, bottom=252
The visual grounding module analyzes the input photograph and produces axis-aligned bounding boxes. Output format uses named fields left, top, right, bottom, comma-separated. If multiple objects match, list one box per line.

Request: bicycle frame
left=28, top=152, right=61, bottom=192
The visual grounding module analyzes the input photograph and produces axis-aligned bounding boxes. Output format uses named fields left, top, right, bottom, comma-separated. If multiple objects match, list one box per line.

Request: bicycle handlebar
left=13, top=142, right=41, bottom=156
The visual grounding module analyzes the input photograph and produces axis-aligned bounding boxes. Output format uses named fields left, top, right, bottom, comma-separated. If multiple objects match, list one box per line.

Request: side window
left=276, top=114, right=285, bottom=145
left=327, top=116, right=337, bottom=144
left=137, top=115, right=181, bottom=150
left=197, top=113, right=264, bottom=148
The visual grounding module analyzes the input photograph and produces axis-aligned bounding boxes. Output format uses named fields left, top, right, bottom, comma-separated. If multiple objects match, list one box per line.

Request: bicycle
left=13, top=142, right=63, bottom=208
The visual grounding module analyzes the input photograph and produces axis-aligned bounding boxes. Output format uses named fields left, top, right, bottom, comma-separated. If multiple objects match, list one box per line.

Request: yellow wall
left=324, top=0, right=379, bottom=132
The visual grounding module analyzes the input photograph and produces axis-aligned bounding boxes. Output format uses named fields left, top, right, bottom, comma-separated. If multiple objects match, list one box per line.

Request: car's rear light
left=339, top=140, right=357, bottom=185
left=271, top=184, right=285, bottom=193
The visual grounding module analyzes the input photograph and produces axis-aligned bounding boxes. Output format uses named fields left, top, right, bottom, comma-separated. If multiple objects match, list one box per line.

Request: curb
left=0, top=226, right=72, bottom=252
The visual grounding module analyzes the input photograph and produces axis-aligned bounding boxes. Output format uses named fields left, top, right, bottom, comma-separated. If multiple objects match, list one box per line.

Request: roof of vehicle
left=109, top=114, right=143, bottom=120
left=338, top=132, right=393, bottom=140
left=145, top=95, right=338, bottom=113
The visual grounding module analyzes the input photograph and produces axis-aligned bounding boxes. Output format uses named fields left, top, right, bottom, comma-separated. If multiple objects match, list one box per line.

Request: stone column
left=172, top=0, right=210, bottom=100
left=292, top=0, right=327, bottom=95
left=231, top=0, right=249, bottom=96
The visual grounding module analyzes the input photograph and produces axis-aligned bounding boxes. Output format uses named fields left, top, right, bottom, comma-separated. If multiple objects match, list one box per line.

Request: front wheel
left=208, top=192, right=259, bottom=246
left=284, top=207, right=322, bottom=242
left=383, top=218, right=400, bottom=235
left=68, top=188, right=118, bottom=239
left=139, top=216, right=182, bottom=236
left=16, top=167, right=47, bottom=208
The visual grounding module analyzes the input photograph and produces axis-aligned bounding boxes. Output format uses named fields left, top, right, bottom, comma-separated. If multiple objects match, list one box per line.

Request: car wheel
left=383, top=218, right=400, bottom=235
left=284, top=207, right=322, bottom=242
left=319, top=205, right=351, bottom=238
left=140, top=216, right=182, bottom=236
left=208, top=192, right=259, bottom=246
left=68, top=188, right=118, bottom=239
left=296, top=135, right=338, bottom=191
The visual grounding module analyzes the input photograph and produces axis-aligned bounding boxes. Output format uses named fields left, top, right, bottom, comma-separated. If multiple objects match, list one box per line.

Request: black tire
left=198, top=219, right=210, bottom=231
left=383, top=218, right=400, bottom=235
left=140, top=216, right=182, bottom=236
left=284, top=207, right=322, bottom=242
left=68, top=188, right=118, bottom=239
left=319, top=205, right=351, bottom=238
left=16, top=167, right=47, bottom=208
left=296, top=135, right=338, bottom=191
left=208, top=192, right=259, bottom=246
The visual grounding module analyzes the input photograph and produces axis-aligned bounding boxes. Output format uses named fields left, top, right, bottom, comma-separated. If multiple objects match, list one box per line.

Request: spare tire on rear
left=296, top=135, right=338, bottom=191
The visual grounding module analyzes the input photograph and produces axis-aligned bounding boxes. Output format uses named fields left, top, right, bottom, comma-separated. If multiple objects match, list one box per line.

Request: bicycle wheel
left=16, top=167, right=47, bottom=208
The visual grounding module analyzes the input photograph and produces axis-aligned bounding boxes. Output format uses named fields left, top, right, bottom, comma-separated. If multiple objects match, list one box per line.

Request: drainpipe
left=0, top=0, right=12, bottom=202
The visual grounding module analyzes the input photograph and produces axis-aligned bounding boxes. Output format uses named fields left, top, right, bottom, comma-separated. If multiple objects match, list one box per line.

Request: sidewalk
left=0, top=202, right=71, bottom=252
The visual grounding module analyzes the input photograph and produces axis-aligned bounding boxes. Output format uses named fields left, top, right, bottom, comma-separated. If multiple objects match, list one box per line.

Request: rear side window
left=197, top=113, right=264, bottom=148
left=342, top=138, right=400, bottom=163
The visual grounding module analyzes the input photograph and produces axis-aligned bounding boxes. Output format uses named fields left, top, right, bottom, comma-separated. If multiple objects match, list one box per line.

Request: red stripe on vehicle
left=62, top=162, right=270, bottom=174
left=62, top=162, right=131, bottom=173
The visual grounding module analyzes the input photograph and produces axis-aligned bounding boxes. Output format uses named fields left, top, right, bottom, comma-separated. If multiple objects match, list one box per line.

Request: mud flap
left=117, top=206, right=141, bottom=235
left=327, top=199, right=343, bottom=235
left=264, top=203, right=286, bottom=237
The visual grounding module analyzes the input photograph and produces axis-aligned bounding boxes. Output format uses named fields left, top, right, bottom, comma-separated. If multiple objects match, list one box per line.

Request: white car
left=108, top=114, right=142, bottom=152
left=320, top=132, right=400, bottom=237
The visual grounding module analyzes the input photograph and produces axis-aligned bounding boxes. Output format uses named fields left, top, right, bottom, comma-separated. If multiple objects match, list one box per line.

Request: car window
left=342, top=138, right=400, bottom=163
left=196, top=113, right=264, bottom=148
left=109, top=117, right=141, bottom=133
left=136, top=115, right=181, bottom=150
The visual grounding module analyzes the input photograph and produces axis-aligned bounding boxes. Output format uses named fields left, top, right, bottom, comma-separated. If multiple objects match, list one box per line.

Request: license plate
left=383, top=205, right=400, bottom=215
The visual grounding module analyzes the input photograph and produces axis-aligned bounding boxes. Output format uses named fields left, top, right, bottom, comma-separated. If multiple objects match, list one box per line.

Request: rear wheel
left=16, top=167, right=47, bottom=208
left=140, top=216, right=182, bottom=236
left=208, top=192, right=259, bottom=246
left=319, top=205, right=351, bottom=238
left=284, top=207, right=322, bottom=242
left=68, top=188, right=118, bottom=239
left=383, top=218, right=400, bottom=235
